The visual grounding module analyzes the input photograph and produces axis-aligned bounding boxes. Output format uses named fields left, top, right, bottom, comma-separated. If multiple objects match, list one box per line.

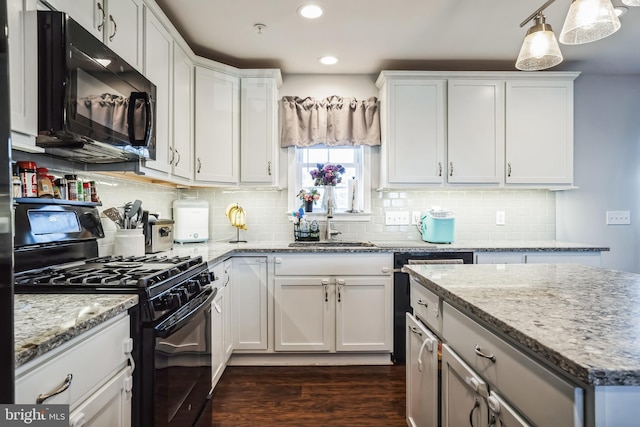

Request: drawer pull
left=409, top=326, right=422, bottom=337
left=474, top=345, right=496, bottom=363
left=36, top=374, right=73, bottom=404
left=416, top=299, right=428, bottom=307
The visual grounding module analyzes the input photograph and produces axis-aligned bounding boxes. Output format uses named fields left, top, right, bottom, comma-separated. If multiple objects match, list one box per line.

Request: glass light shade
left=622, top=0, right=640, bottom=6
left=559, top=0, right=621, bottom=45
left=516, top=22, right=563, bottom=71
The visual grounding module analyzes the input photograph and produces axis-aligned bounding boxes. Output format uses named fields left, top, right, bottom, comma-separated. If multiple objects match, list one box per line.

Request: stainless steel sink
left=288, top=241, right=377, bottom=248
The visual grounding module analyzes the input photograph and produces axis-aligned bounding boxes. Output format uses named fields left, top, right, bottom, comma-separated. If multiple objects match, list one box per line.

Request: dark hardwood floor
left=196, top=365, right=406, bottom=427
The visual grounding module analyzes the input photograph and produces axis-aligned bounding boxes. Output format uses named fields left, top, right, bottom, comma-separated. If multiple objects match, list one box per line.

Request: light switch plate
left=606, top=210, right=631, bottom=225
left=496, top=211, right=506, bottom=226
left=385, top=211, right=410, bottom=225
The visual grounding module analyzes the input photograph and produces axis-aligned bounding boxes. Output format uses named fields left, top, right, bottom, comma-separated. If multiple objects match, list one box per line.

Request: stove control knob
left=161, top=293, right=181, bottom=311
left=186, top=281, right=201, bottom=294
left=173, top=288, right=189, bottom=304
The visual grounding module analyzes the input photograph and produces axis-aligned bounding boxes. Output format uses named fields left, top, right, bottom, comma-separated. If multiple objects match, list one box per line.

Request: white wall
left=557, top=74, right=640, bottom=273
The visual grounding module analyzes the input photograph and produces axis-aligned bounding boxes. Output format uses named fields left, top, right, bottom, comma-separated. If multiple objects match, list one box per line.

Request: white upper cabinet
left=104, top=0, right=143, bottom=70
left=505, top=79, right=575, bottom=185
left=377, top=74, right=446, bottom=186
left=45, top=0, right=143, bottom=71
left=240, top=74, right=281, bottom=186
left=142, top=6, right=173, bottom=174
left=171, top=43, right=194, bottom=180
left=376, top=71, right=579, bottom=189
left=7, top=0, right=40, bottom=152
left=447, top=79, right=504, bottom=184
left=194, top=66, right=240, bottom=184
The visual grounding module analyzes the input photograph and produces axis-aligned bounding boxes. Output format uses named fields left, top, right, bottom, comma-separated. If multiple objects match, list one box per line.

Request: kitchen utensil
left=102, top=207, right=123, bottom=228
left=125, top=199, right=142, bottom=229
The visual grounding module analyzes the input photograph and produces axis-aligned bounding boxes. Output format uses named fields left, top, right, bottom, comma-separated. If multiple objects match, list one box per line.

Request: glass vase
left=321, top=186, right=337, bottom=212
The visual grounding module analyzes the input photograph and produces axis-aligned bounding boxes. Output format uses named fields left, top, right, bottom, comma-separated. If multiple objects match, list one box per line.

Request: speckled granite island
left=15, top=294, right=138, bottom=367
left=403, top=263, right=640, bottom=427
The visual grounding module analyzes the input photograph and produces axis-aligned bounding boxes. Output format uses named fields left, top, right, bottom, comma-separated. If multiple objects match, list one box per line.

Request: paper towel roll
left=348, top=178, right=360, bottom=212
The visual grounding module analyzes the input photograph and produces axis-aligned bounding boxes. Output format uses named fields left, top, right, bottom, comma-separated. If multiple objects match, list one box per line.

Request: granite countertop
left=165, top=240, right=608, bottom=266
left=15, top=294, right=138, bottom=367
left=403, top=263, right=640, bottom=387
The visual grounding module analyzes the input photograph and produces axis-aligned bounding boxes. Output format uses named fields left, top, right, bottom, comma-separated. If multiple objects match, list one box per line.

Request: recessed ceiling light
left=319, top=56, right=338, bottom=65
left=614, top=6, right=628, bottom=17
left=298, top=5, right=324, bottom=19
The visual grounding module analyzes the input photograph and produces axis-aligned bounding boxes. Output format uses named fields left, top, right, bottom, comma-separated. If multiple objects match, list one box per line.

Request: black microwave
left=37, top=11, right=156, bottom=164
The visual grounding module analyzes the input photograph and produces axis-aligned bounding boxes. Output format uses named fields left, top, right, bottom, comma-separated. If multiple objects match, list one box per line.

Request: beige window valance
left=280, top=96, right=381, bottom=147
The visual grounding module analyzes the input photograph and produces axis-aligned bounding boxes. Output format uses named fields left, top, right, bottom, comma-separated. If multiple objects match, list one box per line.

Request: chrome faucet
left=325, top=196, right=342, bottom=241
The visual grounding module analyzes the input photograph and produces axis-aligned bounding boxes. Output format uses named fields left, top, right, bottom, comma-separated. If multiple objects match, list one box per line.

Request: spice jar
left=36, top=167, right=54, bottom=198
left=18, top=161, right=37, bottom=197
left=90, top=181, right=99, bottom=203
left=12, top=175, right=22, bottom=198
left=65, top=174, right=79, bottom=201
left=56, top=177, right=68, bottom=200
left=83, top=182, right=91, bottom=202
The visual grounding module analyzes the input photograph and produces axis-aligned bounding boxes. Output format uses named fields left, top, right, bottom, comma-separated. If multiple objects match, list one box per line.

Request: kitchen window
left=288, top=145, right=372, bottom=217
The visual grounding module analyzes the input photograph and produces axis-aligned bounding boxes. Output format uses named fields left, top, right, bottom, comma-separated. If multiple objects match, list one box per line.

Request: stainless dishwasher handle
left=474, top=345, right=496, bottom=363
left=36, top=374, right=73, bottom=403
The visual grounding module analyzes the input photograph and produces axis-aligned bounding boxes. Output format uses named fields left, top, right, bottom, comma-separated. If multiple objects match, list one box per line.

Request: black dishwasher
left=392, top=251, right=473, bottom=364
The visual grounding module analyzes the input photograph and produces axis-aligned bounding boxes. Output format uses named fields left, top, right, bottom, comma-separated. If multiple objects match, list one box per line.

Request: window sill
left=287, top=211, right=372, bottom=222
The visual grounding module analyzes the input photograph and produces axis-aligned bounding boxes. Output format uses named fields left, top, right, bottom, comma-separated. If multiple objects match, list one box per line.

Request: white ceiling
left=154, top=0, right=640, bottom=75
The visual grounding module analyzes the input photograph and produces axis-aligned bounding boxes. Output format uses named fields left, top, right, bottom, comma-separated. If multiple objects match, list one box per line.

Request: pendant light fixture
left=559, top=0, right=621, bottom=45
left=516, top=0, right=563, bottom=71
left=622, top=0, right=640, bottom=6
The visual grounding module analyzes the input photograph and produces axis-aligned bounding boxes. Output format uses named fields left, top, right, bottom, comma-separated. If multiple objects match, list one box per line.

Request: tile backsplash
left=87, top=173, right=555, bottom=244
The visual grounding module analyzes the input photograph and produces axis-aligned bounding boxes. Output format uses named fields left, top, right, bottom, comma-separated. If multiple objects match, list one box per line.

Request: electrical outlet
left=411, top=211, right=422, bottom=225
left=385, top=211, right=410, bottom=225
left=606, top=210, right=631, bottom=225
left=496, top=211, right=506, bottom=226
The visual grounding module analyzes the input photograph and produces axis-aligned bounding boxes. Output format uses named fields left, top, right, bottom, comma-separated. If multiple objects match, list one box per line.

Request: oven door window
left=154, top=305, right=212, bottom=427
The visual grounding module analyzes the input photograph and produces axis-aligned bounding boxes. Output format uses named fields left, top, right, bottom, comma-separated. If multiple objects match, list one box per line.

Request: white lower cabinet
left=69, top=367, right=132, bottom=427
left=274, top=275, right=392, bottom=352
left=231, top=256, right=268, bottom=351
left=443, top=302, right=583, bottom=427
left=441, top=343, right=489, bottom=427
left=406, top=313, right=438, bottom=427
left=15, top=314, right=133, bottom=427
left=273, top=253, right=393, bottom=354
left=210, top=262, right=225, bottom=387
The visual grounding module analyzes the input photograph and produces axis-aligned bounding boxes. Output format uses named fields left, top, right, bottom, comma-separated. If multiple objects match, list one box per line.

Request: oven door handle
left=155, top=288, right=217, bottom=339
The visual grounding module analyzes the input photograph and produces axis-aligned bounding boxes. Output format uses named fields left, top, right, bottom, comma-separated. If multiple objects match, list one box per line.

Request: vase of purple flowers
left=309, top=163, right=345, bottom=212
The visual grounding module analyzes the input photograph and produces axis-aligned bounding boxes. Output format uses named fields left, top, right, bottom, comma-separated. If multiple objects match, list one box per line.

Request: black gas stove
left=13, top=199, right=215, bottom=427
left=15, top=253, right=214, bottom=323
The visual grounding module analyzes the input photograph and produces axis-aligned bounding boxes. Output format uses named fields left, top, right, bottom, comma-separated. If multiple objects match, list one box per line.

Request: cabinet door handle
left=97, top=2, right=105, bottom=32
left=267, top=160, right=272, bottom=176
left=108, top=15, right=117, bottom=42
left=409, top=326, right=422, bottom=337
left=337, top=285, right=342, bottom=302
left=197, top=158, right=202, bottom=173
left=469, top=398, right=481, bottom=427
left=449, top=161, right=454, bottom=177
left=474, top=344, right=496, bottom=363
left=36, top=374, right=73, bottom=404
left=175, top=149, right=181, bottom=167
left=169, top=147, right=175, bottom=165
left=324, top=285, right=328, bottom=302
left=416, top=299, right=428, bottom=308
left=438, top=162, right=442, bottom=177
left=507, top=162, right=512, bottom=177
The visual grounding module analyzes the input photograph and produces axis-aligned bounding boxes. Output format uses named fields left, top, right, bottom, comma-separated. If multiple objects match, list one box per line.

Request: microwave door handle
left=143, top=92, right=153, bottom=147
left=127, top=92, right=152, bottom=146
